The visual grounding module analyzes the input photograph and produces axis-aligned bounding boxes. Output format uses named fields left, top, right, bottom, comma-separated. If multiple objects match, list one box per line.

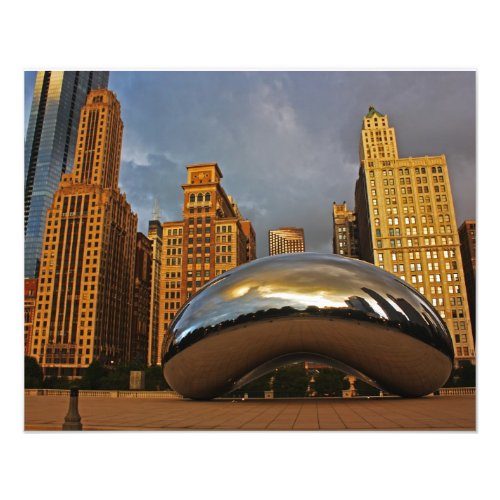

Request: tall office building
left=459, top=220, right=476, bottom=340
left=24, top=278, right=38, bottom=356
left=354, top=106, right=475, bottom=363
left=147, top=219, right=163, bottom=366
left=29, top=89, right=137, bottom=377
left=268, top=227, right=305, bottom=256
left=24, top=71, right=109, bottom=278
left=131, top=233, right=153, bottom=366
left=332, top=202, right=359, bottom=258
left=157, top=163, right=256, bottom=364
left=240, top=220, right=257, bottom=261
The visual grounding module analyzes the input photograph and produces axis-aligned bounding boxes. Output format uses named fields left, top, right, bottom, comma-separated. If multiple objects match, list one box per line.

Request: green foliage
left=460, top=361, right=476, bottom=387
left=77, top=362, right=171, bottom=391
left=79, top=360, right=108, bottom=389
left=100, top=365, right=129, bottom=390
left=444, top=360, right=476, bottom=388
left=273, top=363, right=309, bottom=397
left=25, top=356, right=43, bottom=388
left=43, top=376, right=72, bottom=389
left=313, top=368, right=345, bottom=397
left=354, top=379, right=380, bottom=396
left=228, top=373, right=272, bottom=398
left=28, top=359, right=172, bottom=392
left=145, top=365, right=170, bottom=391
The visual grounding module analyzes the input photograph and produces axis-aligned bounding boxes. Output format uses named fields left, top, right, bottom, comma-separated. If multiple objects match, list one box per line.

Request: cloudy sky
left=24, top=71, right=476, bottom=258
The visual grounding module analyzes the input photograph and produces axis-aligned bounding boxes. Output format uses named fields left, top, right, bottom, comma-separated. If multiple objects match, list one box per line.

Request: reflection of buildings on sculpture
left=354, top=106, right=475, bottom=363
left=345, top=295, right=379, bottom=318
left=332, top=202, right=359, bottom=258
left=29, top=89, right=138, bottom=377
left=361, top=287, right=407, bottom=324
left=268, top=227, right=305, bottom=256
left=156, top=163, right=256, bottom=365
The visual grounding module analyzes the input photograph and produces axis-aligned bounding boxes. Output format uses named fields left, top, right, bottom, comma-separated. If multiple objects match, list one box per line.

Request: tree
left=25, top=356, right=43, bottom=388
left=79, top=360, right=108, bottom=389
left=313, top=368, right=345, bottom=397
left=100, top=365, right=129, bottom=390
left=145, top=365, right=170, bottom=391
left=355, top=379, right=379, bottom=396
left=444, top=360, right=476, bottom=388
left=273, top=364, right=309, bottom=397
left=460, top=360, right=476, bottom=387
left=229, top=373, right=272, bottom=398
left=43, top=376, right=71, bottom=389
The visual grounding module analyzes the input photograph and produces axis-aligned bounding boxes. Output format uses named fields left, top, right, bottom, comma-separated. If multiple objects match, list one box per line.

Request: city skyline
left=24, top=71, right=476, bottom=258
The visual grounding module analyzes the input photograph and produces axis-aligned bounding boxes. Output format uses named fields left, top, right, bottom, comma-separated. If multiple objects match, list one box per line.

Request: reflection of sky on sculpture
left=170, top=253, right=445, bottom=345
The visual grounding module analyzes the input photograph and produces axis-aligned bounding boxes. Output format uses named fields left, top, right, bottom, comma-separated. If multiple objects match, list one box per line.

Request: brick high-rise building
left=25, top=71, right=109, bottom=278
left=459, top=220, right=476, bottom=340
left=354, top=106, right=475, bottom=363
left=240, top=220, right=257, bottom=261
left=29, top=89, right=137, bottom=377
left=157, top=163, right=256, bottom=364
left=24, top=278, right=38, bottom=356
left=147, top=219, right=163, bottom=366
left=268, top=227, right=305, bottom=256
left=332, top=202, right=359, bottom=258
left=131, top=233, right=153, bottom=366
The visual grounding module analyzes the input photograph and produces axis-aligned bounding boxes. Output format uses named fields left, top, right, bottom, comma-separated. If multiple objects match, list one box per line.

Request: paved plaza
left=24, top=394, right=475, bottom=431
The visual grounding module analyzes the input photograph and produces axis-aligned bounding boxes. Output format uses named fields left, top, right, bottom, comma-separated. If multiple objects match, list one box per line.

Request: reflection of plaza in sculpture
left=162, top=253, right=454, bottom=400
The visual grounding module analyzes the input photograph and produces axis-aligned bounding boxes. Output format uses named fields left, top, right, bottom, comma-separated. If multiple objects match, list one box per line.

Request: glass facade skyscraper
left=24, top=71, right=109, bottom=277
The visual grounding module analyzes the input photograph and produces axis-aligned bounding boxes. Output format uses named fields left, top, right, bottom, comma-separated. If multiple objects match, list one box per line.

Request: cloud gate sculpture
left=162, top=253, right=454, bottom=399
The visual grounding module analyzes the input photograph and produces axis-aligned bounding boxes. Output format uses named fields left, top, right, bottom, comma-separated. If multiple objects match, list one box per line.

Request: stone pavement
left=24, top=394, right=475, bottom=431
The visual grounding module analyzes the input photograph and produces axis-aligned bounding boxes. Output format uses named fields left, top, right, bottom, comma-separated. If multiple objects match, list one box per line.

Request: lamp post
left=62, top=388, right=82, bottom=430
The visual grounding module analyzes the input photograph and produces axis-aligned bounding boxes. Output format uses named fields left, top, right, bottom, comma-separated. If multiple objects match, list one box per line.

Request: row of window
left=189, top=193, right=211, bottom=203
left=376, top=236, right=454, bottom=249
left=188, top=216, right=212, bottom=225
left=367, top=165, right=444, bottom=175
left=380, top=249, right=457, bottom=264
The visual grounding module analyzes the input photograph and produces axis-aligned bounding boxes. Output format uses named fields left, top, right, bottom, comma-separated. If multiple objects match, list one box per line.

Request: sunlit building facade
left=24, top=71, right=109, bottom=278
left=29, top=89, right=137, bottom=377
left=147, top=219, right=163, bottom=366
left=459, top=219, right=476, bottom=340
left=355, top=106, right=475, bottom=363
left=332, top=202, right=359, bottom=258
left=157, top=163, right=256, bottom=364
left=24, top=278, right=38, bottom=356
left=131, top=232, right=153, bottom=366
left=268, top=227, right=305, bottom=256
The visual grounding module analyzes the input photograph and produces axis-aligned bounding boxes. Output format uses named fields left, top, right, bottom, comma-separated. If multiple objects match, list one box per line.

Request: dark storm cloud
left=25, top=71, right=476, bottom=257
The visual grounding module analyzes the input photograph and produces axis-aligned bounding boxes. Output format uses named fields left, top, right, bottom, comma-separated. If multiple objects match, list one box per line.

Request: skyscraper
left=29, top=89, right=137, bottom=377
left=268, top=227, right=305, bottom=256
left=459, top=219, right=476, bottom=340
left=354, top=106, right=475, bottom=363
left=147, top=218, right=163, bottom=366
left=157, top=163, right=256, bottom=364
left=332, top=202, right=359, bottom=258
left=24, top=278, right=38, bottom=356
left=131, top=232, right=153, bottom=366
left=24, top=71, right=109, bottom=278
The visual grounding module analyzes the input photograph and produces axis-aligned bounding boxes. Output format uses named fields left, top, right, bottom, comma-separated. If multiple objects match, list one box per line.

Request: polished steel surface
left=162, top=253, right=454, bottom=399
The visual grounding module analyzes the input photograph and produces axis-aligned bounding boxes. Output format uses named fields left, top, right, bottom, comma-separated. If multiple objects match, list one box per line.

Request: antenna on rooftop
left=152, top=198, right=161, bottom=221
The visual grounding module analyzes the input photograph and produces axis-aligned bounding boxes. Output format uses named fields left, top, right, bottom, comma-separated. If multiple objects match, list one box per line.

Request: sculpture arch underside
left=162, top=253, right=454, bottom=400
